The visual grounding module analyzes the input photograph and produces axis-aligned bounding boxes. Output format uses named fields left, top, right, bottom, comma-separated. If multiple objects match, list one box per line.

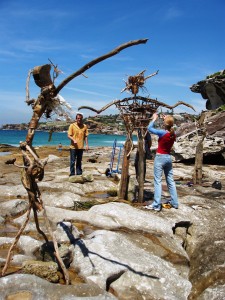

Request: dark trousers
left=70, top=149, right=83, bottom=176
left=134, top=151, right=147, bottom=180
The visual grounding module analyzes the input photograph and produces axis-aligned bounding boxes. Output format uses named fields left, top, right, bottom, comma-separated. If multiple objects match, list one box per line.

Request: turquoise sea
left=0, top=130, right=137, bottom=148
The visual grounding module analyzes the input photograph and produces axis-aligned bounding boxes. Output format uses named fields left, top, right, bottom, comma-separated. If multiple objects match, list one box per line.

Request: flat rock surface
left=0, top=145, right=225, bottom=299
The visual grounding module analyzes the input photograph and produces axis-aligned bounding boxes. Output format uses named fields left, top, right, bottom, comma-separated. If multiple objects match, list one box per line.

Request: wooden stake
left=118, top=139, right=132, bottom=199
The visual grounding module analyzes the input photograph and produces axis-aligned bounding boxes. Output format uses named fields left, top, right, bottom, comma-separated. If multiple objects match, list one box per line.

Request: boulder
left=173, top=111, right=225, bottom=162
left=190, top=70, right=225, bottom=110
left=22, top=260, right=60, bottom=283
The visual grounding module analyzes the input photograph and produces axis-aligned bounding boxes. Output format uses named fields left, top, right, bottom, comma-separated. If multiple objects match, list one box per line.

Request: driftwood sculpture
left=1, top=38, right=148, bottom=282
left=79, top=90, right=195, bottom=201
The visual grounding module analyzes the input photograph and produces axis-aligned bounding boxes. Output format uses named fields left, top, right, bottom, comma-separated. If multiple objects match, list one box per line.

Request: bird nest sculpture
left=121, top=69, right=159, bottom=95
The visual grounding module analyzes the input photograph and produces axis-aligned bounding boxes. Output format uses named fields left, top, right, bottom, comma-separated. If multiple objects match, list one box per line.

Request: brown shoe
left=162, top=203, right=172, bottom=209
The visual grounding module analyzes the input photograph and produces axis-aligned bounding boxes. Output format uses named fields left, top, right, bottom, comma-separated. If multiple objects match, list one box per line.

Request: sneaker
left=144, top=204, right=161, bottom=211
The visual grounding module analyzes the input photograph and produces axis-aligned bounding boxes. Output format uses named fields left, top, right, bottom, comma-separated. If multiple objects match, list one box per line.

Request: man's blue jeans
left=70, top=149, right=83, bottom=176
left=152, top=154, right=178, bottom=209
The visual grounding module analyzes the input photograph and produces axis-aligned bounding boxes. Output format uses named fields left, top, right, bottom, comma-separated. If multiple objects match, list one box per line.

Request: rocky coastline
left=0, top=143, right=225, bottom=299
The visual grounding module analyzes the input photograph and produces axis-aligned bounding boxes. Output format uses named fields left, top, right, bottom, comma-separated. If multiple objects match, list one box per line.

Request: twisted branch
left=55, top=39, right=148, bottom=94
left=78, top=96, right=195, bottom=114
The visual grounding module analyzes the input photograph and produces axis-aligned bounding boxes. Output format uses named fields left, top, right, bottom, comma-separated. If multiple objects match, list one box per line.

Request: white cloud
left=164, top=6, right=183, bottom=20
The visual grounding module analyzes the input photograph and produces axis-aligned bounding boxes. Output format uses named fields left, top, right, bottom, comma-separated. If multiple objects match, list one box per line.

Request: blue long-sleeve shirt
left=148, top=120, right=176, bottom=154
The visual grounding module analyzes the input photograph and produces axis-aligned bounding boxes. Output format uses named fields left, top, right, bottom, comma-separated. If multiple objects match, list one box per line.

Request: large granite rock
left=173, top=111, right=225, bottom=162
left=190, top=70, right=225, bottom=110
left=0, top=147, right=225, bottom=299
left=0, top=274, right=116, bottom=300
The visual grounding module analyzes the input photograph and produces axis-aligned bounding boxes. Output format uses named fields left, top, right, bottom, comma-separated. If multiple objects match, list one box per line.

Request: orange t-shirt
left=68, top=122, right=88, bottom=149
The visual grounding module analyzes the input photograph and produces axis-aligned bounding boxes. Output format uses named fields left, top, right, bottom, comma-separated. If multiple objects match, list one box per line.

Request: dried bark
left=118, top=139, right=132, bottom=199
left=193, top=113, right=206, bottom=185
left=137, top=130, right=145, bottom=203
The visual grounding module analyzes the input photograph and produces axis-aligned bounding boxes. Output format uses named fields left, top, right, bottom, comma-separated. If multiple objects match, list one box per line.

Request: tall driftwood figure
left=79, top=95, right=195, bottom=201
left=1, top=39, right=148, bottom=282
left=193, top=112, right=206, bottom=184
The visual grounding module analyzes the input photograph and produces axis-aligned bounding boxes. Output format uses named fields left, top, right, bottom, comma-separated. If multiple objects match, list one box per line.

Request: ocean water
left=0, top=130, right=137, bottom=148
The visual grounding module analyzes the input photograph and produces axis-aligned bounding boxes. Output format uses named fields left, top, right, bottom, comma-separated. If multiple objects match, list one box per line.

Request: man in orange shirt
left=68, top=112, right=89, bottom=176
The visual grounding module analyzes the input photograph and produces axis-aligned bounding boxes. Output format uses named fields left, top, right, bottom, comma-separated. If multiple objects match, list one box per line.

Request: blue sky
left=0, top=0, right=224, bottom=125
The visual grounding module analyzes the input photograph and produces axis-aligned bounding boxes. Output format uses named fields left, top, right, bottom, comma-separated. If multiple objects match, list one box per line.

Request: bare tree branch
left=167, top=100, right=196, bottom=111
left=55, top=39, right=148, bottom=94
left=26, top=69, right=33, bottom=104
left=78, top=96, right=196, bottom=114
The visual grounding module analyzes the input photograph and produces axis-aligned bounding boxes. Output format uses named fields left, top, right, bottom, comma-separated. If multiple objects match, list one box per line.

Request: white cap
left=76, top=111, right=83, bottom=116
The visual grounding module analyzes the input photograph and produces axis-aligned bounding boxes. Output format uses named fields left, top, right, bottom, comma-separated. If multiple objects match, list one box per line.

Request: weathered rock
left=173, top=111, right=225, bottom=162
left=0, top=184, right=28, bottom=199
left=127, top=174, right=138, bottom=201
left=71, top=229, right=191, bottom=299
left=54, top=221, right=83, bottom=243
left=0, top=274, right=116, bottom=299
left=0, top=235, right=42, bottom=260
left=42, top=190, right=81, bottom=208
left=190, top=70, right=225, bottom=110
left=1, top=146, right=225, bottom=299
left=47, top=154, right=61, bottom=162
left=36, top=242, right=74, bottom=269
left=0, top=199, right=29, bottom=218
left=82, top=173, right=94, bottom=182
left=69, top=175, right=85, bottom=184
left=22, top=260, right=60, bottom=283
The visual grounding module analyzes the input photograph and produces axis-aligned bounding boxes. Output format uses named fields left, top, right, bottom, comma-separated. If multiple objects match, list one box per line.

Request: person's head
left=163, top=115, right=175, bottom=137
left=163, top=115, right=174, bottom=129
left=76, top=112, right=83, bottom=125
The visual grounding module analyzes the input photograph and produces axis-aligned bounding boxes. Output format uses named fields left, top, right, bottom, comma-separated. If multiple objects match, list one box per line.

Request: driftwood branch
left=78, top=96, right=196, bottom=114
left=55, top=39, right=148, bottom=94
left=1, top=204, right=32, bottom=276
left=26, top=69, right=33, bottom=104
left=42, top=206, right=70, bottom=284
left=33, top=207, right=49, bottom=243
left=144, top=70, right=159, bottom=81
left=167, top=100, right=196, bottom=111
left=193, top=112, right=206, bottom=184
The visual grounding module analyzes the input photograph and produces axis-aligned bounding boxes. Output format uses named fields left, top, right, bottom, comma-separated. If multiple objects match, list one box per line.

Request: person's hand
left=86, top=145, right=89, bottom=152
left=152, top=113, right=158, bottom=121
left=73, top=139, right=77, bottom=144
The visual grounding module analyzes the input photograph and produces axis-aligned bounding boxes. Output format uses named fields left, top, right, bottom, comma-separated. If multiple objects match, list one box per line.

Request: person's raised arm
left=148, top=113, right=165, bottom=137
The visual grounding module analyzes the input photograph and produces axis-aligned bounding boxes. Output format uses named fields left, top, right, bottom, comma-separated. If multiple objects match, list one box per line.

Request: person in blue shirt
left=144, top=113, right=178, bottom=211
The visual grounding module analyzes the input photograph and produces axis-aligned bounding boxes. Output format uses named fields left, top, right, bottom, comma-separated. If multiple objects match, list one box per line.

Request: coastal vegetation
left=0, top=114, right=123, bottom=132
left=0, top=112, right=197, bottom=134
